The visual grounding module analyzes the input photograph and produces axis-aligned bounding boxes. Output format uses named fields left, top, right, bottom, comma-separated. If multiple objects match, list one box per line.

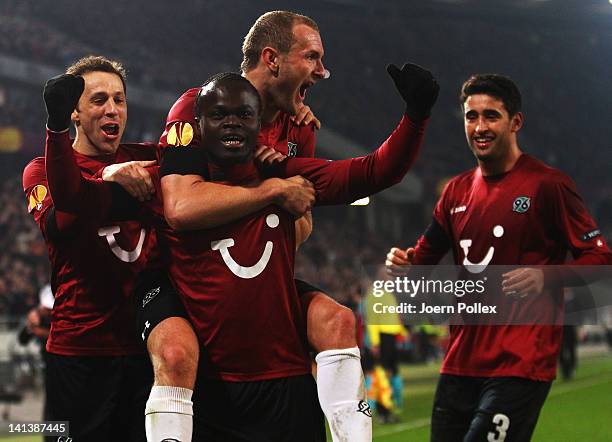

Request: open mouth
left=221, top=134, right=245, bottom=147
left=101, top=123, right=120, bottom=137
left=298, top=82, right=313, bottom=100
left=473, top=135, right=495, bottom=149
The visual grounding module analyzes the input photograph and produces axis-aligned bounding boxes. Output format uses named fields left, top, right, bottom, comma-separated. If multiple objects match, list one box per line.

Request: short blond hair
left=241, top=11, right=319, bottom=72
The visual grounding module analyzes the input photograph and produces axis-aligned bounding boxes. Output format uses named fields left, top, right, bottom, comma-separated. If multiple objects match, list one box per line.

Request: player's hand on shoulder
left=386, top=246, right=415, bottom=276
left=255, top=145, right=287, bottom=167
left=266, top=175, right=315, bottom=217
left=290, top=104, right=321, bottom=130
left=102, top=160, right=157, bottom=202
left=501, top=267, right=545, bottom=298
left=386, top=63, right=439, bottom=121
left=43, top=74, right=85, bottom=132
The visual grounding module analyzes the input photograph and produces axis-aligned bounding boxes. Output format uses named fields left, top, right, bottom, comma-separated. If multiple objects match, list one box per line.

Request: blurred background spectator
left=0, top=0, right=610, bottom=338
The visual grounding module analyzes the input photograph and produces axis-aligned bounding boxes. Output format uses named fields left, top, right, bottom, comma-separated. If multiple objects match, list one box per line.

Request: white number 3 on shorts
left=487, top=413, right=510, bottom=442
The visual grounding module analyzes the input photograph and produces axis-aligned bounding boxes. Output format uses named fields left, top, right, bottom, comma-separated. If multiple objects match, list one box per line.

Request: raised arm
left=43, top=74, right=147, bottom=223
left=278, top=63, right=439, bottom=205
left=45, top=129, right=134, bottom=215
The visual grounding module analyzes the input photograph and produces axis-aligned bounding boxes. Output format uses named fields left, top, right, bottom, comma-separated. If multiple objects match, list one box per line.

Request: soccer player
left=30, top=53, right=314, bottom=441
left=39, top=59, right=437, bottom=439
left=35, top=63, right=317, bottom=442
left=385, top=74, right=612, bottom=441
left=145, top=10, right=380, bottom=441
left=22, top=56, right=158, bottom=442
left=157, top=67, right=436, bottom=440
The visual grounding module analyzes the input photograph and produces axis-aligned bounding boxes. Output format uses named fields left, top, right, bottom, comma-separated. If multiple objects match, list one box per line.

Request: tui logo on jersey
left=28, top=184, right=48, bottom=212
left=460, top=225, right=505, bottom=274
left=512, top=196, right=530, bottom=213
left=98, top=226, right=146, bottom=263
left=287, top=141, right=298, bottom=157
left=166, top=122, right=194, bottom=147
left=211, top=213, right=280, bottom=279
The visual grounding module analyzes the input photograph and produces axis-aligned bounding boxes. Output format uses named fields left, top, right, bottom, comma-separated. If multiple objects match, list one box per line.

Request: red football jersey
left=22, top=135, right=159, bottom=356
left=159, top=176, right=312, bottom=381
left=413, top=154, right=612, bottom=380
left=159, top=114, right=425, bottom=381
left=159, top=87, right=316, bottom=158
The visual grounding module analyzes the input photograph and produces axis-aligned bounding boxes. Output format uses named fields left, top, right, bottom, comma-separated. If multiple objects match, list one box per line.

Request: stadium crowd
left=1, top=0, right=611, bottom=324
left=0, top=174, right=48, bottom=321
left=1, top=1, right=610, bottom=197
left=0, top=4, right=610, bottom=439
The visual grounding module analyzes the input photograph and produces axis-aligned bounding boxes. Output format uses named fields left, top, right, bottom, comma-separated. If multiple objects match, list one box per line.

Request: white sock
left=145, top=386, right=193, bottom=442
left=315, top=347, right=372, bottom=442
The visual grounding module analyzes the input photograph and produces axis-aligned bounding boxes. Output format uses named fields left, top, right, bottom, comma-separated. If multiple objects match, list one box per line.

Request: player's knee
left=155, top=341, right=198, bottom=387
left=332, top=305, right=356, bottom=337
left=319, top=304, right=357, bottom=349
left=149, top=321, right=198, bottom=385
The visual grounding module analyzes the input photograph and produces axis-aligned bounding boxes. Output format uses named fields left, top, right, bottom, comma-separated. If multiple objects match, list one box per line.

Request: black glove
left=387, top=63, right=439, bottom=121
left=43, top=74, right=84, bottom=132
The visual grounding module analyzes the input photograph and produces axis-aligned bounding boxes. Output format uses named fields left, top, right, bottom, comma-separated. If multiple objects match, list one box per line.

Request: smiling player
left=36, top=58, right=437, bottom=439
left=156, top=66, right=435, bottom=440
left=22, top=56, right=158, bottom=442
left=146, top=11, right=370, bottom=442
left=33, top=57, right=321, bottom=442
left=386, top=74, right=612, bottom=442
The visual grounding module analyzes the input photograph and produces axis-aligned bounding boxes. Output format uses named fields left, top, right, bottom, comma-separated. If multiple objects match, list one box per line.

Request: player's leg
left=430, top=374, right=481, bottom=442
left=113, top=354, right=154, bottom=442
left=463, top=377, right=552, bottom=442
left=192, top=374, right=326, bottom=442
left=44, top=353, right=121, bottom=441
left=135, top=271, right=198, bottom=442
left=145, top=317, right=198, bottom=442
left=296, top=280, right=372, bottom=441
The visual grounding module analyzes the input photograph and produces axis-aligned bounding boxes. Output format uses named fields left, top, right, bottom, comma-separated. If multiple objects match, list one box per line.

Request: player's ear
left=262, top=47, right=280, bottom=77
left=510, top=112, right=523, bottom=132
left=71, top=109, right=79, bottom=125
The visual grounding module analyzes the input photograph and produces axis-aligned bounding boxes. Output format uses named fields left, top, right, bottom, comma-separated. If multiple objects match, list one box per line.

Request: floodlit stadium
left=0, top=1, right=611, bottom=441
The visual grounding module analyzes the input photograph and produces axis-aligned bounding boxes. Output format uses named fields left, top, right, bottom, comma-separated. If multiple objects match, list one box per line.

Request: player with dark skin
left=37, top=58, right=318, bottom=442
left=40, top=57, right=438, bottom=440
left=157, top=66, right=436, bottom=440
left=145, top=9, right=439, bottom=435
left=149, top=11, right=372, bottom=441
left=37, top=13, right=437, bottom=441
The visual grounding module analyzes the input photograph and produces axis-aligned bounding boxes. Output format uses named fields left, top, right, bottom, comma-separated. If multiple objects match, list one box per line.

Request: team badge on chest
left=512, top=196, right=531, bottom=213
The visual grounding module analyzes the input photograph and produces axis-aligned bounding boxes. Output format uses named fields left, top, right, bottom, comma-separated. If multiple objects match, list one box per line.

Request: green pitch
left=369, top=354, right=612, bottom=441
left=0, top=437, right=39, bottom=442
left=1, top=354, right=610, bottom=441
